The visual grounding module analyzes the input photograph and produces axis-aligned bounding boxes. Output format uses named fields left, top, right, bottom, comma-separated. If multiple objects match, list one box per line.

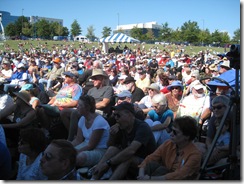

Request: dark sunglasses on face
left=42, top=152, right=54, bottom=161
left=212, top=105, right=225, bottom=110
left=19, top=139, right=28, bottom=145
left=118, top=97, right=126, bottom=100
left=172, top=129, right=177, bottom=136
left=171, top=87, right=179, bottom=90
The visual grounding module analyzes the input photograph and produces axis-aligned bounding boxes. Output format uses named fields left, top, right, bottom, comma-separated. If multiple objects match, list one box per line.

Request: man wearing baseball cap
left=90, top=101, right=156, bottom=180
left=38, top=57, right=64, bottom=91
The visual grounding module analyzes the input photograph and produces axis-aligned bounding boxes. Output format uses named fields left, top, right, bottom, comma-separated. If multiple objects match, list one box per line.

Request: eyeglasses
left=148, top=88, right=154, bottom=91
left=212, top=105, right=225, bottom=110
left=171, top=87, right=180, bottom=90
left=118, top=97, right=126, bottom=101
left=113, top=113, right=121, bottom=119
left=42, top=152, right=54, bottom=161
left=92, top=76, right=102, bottom=80
left=19, top=139, right=28, bottom=145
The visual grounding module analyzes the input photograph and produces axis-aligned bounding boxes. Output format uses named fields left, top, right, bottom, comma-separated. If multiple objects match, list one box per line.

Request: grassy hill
left=0, top=39, right=226, bottom=57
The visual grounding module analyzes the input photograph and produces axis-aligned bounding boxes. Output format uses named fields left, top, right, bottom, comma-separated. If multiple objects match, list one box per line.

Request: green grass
left=0, top=40, right=226, bottom=56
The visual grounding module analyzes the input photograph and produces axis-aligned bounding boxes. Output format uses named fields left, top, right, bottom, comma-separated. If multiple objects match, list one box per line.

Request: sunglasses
left=42, top=152, right=54, bottom=161
left=148, top=88, right=154, bottom=91
left=172, top=129, right=177, bottom=136
left=113, top=113, right=121, bottom=119
left=118, top=97, right=126, bottom=100
left=19, top=139, right=28, bottom=145
left=212, top=105, right=225, bottom=110
left=171, top=87, right=180, bottom=90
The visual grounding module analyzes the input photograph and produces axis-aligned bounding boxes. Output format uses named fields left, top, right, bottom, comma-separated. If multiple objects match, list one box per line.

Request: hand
left=92, top=162, right=109, bottom=177
left=137, top=174, right=150, bottom=180
left=110, top=123, right=119, bottom=135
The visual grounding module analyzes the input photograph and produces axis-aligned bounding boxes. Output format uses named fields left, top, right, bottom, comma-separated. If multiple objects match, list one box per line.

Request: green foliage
left=102, top=26, right=112, bottom=38
left=70, top=20, right=81, bottom=37
left=86, top=25, right=96, bottom=41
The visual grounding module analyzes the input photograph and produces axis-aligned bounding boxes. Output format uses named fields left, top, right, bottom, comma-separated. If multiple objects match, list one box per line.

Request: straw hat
left=13, top=90, right=31, bottom=106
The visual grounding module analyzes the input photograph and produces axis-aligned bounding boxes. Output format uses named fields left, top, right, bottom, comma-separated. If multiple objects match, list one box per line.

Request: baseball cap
left=63, top=71, right=77, bottom=78
left=124, top=76, right=136, bottom=84
left=112, top=101, right=135, bottom=114
left=116, top=90, right=132, bottom=98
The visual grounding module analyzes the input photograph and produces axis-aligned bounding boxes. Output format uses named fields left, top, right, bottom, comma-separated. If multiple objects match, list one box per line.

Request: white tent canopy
left=99, top=32, right=140, bottom=43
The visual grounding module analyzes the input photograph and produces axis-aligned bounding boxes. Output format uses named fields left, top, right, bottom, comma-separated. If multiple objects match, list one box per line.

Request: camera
left=226, top=44, right=240, bottom=69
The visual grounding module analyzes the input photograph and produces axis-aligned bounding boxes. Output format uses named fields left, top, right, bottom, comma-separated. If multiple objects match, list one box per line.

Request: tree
left=220, top=32, right=231, bottom=46
left=70, top=20, right=81, bottom=37
left=5, top=23, right=17, bottom=37
left=211, top=29, right=222, bottom=46
left=232, top=28, right=240, bottom=43
left=102, top=26, right=112, bottom=38
left=86, top=25, right=96, bottom=41
left=35, top=19, right=51, bottom=39
left=130, top=26, right=143, bottom=40
left=180, top=21, right=201, bottom=44
left=145, top=29, right=155, bottom=42
left=159, top=22, right=172, bottom=42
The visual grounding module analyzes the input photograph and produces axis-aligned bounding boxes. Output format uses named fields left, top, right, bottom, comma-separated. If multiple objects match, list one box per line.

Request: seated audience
left=40, top=139, right=81, bottom=180
left=195, top=95, right=232, bottom=166
left=165, top=80, right=184, bottom=118
left=137, top=116, right=201, bottom=180
left=123, top=76, right=145, bottom=103
left=37, top=71, right=82, bottom=130
left=16, top=128, right=48, bottom=180
left=90, top=102, right=157, bottom=180
left=71, top=95, right=110, bottom=168
left=136, top=83, right=160, bottom=115
left=145, top=93, right=174, bottom=146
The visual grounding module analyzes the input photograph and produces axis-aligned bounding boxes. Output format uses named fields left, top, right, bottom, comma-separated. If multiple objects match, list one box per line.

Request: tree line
left=4, top=16, right=240, bottom=46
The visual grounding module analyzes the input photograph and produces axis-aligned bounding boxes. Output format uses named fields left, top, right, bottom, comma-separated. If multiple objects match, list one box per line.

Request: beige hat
left=147, top=83, right=160, bottom=93
left=90, top=69, right=108, bottom=79
left=220, top=60, right=230, bottom=69
left=209, top=64, right=218, bottom=71
left=13, top=90, right=31, bottom=106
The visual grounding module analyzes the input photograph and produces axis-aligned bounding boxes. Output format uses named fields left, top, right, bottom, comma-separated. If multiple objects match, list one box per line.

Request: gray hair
left=152, top=93, right=167, bottom=106
left=211, top=95, right=230, bottom=107
left=93, top=60, right=103, bottom=69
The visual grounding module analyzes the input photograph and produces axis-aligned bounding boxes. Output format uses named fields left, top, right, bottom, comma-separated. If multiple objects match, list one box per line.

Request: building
left=29, top=16, right=63, bottom=25
left=114, top=21, right=162, bottom=37
left=0, top=11, right=20, bottom=32
left=0, top=11, right=63, bottom=32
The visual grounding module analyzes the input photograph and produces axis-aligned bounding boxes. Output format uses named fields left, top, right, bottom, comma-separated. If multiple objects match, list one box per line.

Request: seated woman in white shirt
left=71, top=95, right=110, bottom=169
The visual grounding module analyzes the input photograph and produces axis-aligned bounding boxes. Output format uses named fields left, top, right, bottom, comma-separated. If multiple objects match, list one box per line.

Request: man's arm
left=108, top=140, right=142, bottom=166
left=96, top=98, right=110, bottom=109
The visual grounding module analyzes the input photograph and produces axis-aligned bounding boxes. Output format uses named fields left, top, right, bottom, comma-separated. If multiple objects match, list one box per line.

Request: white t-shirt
left=177, top=94, right=210, bottom=121
left=78, top=115, right=110, bottom=149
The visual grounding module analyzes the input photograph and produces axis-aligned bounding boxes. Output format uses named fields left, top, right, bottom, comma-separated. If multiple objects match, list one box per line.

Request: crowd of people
left=0, top=42, right=240, bottom=180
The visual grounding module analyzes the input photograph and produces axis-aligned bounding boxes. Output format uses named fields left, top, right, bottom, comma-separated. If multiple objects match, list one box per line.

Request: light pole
left=117, top=13, right=120, bottom=30
left=21, top=8, right=24, bottom=39
left=201, top=19, right=204, bottom=46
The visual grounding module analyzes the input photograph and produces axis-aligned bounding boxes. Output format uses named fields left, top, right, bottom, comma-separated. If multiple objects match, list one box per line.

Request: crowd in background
left=0, top=42, right=240, bottom=180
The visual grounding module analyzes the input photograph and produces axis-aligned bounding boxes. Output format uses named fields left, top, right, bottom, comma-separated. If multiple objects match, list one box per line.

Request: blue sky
left=0, top=0, right=241, bottom=38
